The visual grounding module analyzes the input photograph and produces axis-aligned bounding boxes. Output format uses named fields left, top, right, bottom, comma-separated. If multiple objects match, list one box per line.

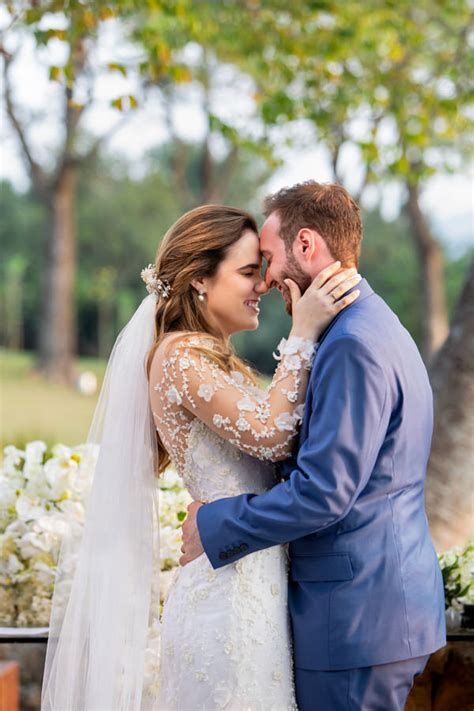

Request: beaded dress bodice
left=147, top=332, right=315, bottom=710
left=149, top=332, right=315, bottom=496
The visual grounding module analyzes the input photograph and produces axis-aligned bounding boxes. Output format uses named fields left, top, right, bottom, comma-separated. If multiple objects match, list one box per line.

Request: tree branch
left=2, top=51, right=50, bottom=201
left=162, top=90, right=196, bottom=208
left=78, top=110, right=135, bottom=168
left=330, top=139, right=342, bottom=183
left=63, top=38, right=87, bottom=157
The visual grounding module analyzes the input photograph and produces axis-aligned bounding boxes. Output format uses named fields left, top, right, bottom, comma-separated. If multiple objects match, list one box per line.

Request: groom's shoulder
left=318, top=285, right=408, bottom=361
left=326, top=289, right=396, bottom=342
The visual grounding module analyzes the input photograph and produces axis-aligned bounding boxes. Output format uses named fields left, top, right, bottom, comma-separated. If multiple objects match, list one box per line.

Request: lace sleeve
left=152, top=334, right=316, bottom=462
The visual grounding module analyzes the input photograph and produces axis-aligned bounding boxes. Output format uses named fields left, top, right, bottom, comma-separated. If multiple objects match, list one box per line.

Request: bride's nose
left=255, top=279, right=269, bottom=295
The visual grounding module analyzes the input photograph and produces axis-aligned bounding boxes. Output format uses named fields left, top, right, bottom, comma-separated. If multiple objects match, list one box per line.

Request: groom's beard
left=281, top=252, right=312, bottom=315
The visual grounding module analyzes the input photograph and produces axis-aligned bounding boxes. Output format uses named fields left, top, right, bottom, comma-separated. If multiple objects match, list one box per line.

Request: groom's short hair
left=262, top=181, right=362, bottom=267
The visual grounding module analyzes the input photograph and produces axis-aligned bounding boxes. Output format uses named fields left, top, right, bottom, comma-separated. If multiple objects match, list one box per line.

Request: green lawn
left=0, top=349, right=107, bottom=452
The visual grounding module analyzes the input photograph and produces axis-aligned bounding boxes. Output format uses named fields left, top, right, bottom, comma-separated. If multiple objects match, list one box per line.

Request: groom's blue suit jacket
left=197, top=279, right=446, bottom=671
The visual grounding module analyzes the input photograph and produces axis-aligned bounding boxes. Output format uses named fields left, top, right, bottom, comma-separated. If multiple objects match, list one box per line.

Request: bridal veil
left=41, top=294, right=160, bottom=710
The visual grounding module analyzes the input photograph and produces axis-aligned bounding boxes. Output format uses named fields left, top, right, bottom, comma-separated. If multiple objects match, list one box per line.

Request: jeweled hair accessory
left=140, top=264, right=172, bottom=299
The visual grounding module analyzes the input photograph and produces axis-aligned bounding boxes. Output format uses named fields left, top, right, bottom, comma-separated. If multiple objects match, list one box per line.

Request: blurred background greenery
left=0, top=0, right=472, bottom=549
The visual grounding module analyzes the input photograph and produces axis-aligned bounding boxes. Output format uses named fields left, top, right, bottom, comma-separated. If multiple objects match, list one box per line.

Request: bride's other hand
left=288, top=262, right=362, bottom=341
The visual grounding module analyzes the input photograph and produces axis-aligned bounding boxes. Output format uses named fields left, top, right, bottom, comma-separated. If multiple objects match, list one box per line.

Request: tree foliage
left=1, top=160, right=470, bottom=373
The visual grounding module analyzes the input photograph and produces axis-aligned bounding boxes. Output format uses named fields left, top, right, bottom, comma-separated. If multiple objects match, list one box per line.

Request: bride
left=41, top=204, right=359, bottom=710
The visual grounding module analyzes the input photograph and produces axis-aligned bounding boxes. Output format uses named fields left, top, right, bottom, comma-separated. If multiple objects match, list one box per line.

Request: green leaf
left=49, top=66, right=62, bottom=82
left=107, top=63, right=127, bottom=77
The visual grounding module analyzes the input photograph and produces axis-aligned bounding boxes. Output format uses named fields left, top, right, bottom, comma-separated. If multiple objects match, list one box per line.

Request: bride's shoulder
left=153, top=331, right=218, bottom=365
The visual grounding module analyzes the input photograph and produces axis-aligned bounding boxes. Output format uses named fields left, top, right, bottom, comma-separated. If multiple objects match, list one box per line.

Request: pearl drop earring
left=198, top=291, right=205, bottom=302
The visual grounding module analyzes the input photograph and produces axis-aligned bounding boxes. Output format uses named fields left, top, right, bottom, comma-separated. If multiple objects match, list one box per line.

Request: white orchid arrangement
left=2, top=439, right=473, bottom=631
left=438, top=539, right=474, bottom=611
left=157, top=466, right=192, bottom=571
left=0, top=441, right=191, bottom=628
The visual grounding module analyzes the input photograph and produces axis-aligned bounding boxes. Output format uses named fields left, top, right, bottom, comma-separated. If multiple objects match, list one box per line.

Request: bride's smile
left=244, top=299, right=260, bottom=313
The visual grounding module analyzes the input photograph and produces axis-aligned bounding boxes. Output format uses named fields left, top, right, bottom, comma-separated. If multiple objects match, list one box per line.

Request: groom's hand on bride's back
left=180, top=501, right=205, bottom=566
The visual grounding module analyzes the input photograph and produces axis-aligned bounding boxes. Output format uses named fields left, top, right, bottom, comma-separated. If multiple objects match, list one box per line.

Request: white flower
left=32, top=561, right=56, bottom=586
left=160, top=526, right=183, bottom=570
left=24, top=473, right=50, bottom=499
left=37, top=513, right=70, bottom=540
left=140, top=265, right=156, bottom=284
left=56, top=500, right=86, bottom=524
left=25, top=440, right=47, bottom=465
left=189, top=336, right=214, bottom=349
left=236, top=396, right=256, bottom=412
left=5, top=519, right=28, bottom=538
left=0, top=481, right=17, bottom=511
left=51, top=444, right=72, bottom=461
left=236, top=417, right=250, bottom=432
left=44, top=458, right=74, bottom=499
left=247, top=385, right=265, bottom=400
left=197, top=383, right=215, bottom=402
left=179, top=357, right=190, bottom=370
left=275, top=336, right=315, bottom=364
left=18, top=530, right=53, bottom=558
left=7, top=554, right=23, bottom=576
left=229, top=370, right=245, bottom=385
left=274, top=412, right=296, bottom=432
left=442, top=551, right=458, bottom=567
left=1, top=438, right=192, bottom=626
left=160, top=467, right=182, bottom=491
left=438, top=539, right=474, bottom=610
left=3, top=444, right=25, bottom=462
left=16, top=494, right=48, bottom=522
left=166, top=386, right=182, bottom=405
left=285, top=354, right=303, bottom=372
left=213, top=414, right=224, bottom=428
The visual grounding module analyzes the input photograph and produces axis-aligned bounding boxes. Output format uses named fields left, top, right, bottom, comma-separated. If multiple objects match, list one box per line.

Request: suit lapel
left=279, top=279, right=374, bottom=480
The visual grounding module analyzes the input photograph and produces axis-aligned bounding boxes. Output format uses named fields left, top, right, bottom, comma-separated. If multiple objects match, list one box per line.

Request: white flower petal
left=197, top=384, right=215, bottom=402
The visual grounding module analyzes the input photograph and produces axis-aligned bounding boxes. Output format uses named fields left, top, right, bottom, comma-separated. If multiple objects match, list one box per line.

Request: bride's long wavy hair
left=146, top=204, right=259, bottom=474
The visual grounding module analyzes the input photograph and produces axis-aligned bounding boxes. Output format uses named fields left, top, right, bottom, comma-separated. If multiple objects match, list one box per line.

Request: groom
left=181, top=181, right=446, bottom=710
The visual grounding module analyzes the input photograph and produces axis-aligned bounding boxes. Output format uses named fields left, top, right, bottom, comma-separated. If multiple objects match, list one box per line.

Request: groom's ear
left=295, top=228, right=319, bottom=262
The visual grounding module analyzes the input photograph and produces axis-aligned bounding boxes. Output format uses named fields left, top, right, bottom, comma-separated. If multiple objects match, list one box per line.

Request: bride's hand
left=288, top=261, right=362, bottom=341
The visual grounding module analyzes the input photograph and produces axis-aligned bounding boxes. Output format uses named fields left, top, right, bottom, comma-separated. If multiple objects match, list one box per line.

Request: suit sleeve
left=197, top=335, right=391, bottom=568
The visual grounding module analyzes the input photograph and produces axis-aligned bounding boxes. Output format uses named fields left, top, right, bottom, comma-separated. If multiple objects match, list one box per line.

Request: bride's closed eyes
left=238, top=263, right=263, bottom=277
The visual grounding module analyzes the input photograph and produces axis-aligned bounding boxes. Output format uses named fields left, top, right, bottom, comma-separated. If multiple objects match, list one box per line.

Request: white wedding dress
left=148, top=333, right=315, bottom=710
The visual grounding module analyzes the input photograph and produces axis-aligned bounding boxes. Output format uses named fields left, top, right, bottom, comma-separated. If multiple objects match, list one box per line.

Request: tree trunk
left=426, top=258, right=474, bottom=551
left=4, top=256, right=27, bottom=350
left=37, top=164, right=77, bottom=383
left=98, top=298, right=115, bottom=358
left=406, top=181, right=449, bottom=362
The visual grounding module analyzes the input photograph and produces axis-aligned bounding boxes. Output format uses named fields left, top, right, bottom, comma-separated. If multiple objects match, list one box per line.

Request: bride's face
left=200, top=230, right=268, bottom=339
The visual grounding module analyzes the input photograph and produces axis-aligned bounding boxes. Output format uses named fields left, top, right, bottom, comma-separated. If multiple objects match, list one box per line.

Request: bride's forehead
left=225, top=230, right=261, bottom=261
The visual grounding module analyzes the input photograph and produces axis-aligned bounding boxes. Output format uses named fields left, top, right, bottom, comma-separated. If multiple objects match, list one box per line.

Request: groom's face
left=260, top=212, right=311, bottom=315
